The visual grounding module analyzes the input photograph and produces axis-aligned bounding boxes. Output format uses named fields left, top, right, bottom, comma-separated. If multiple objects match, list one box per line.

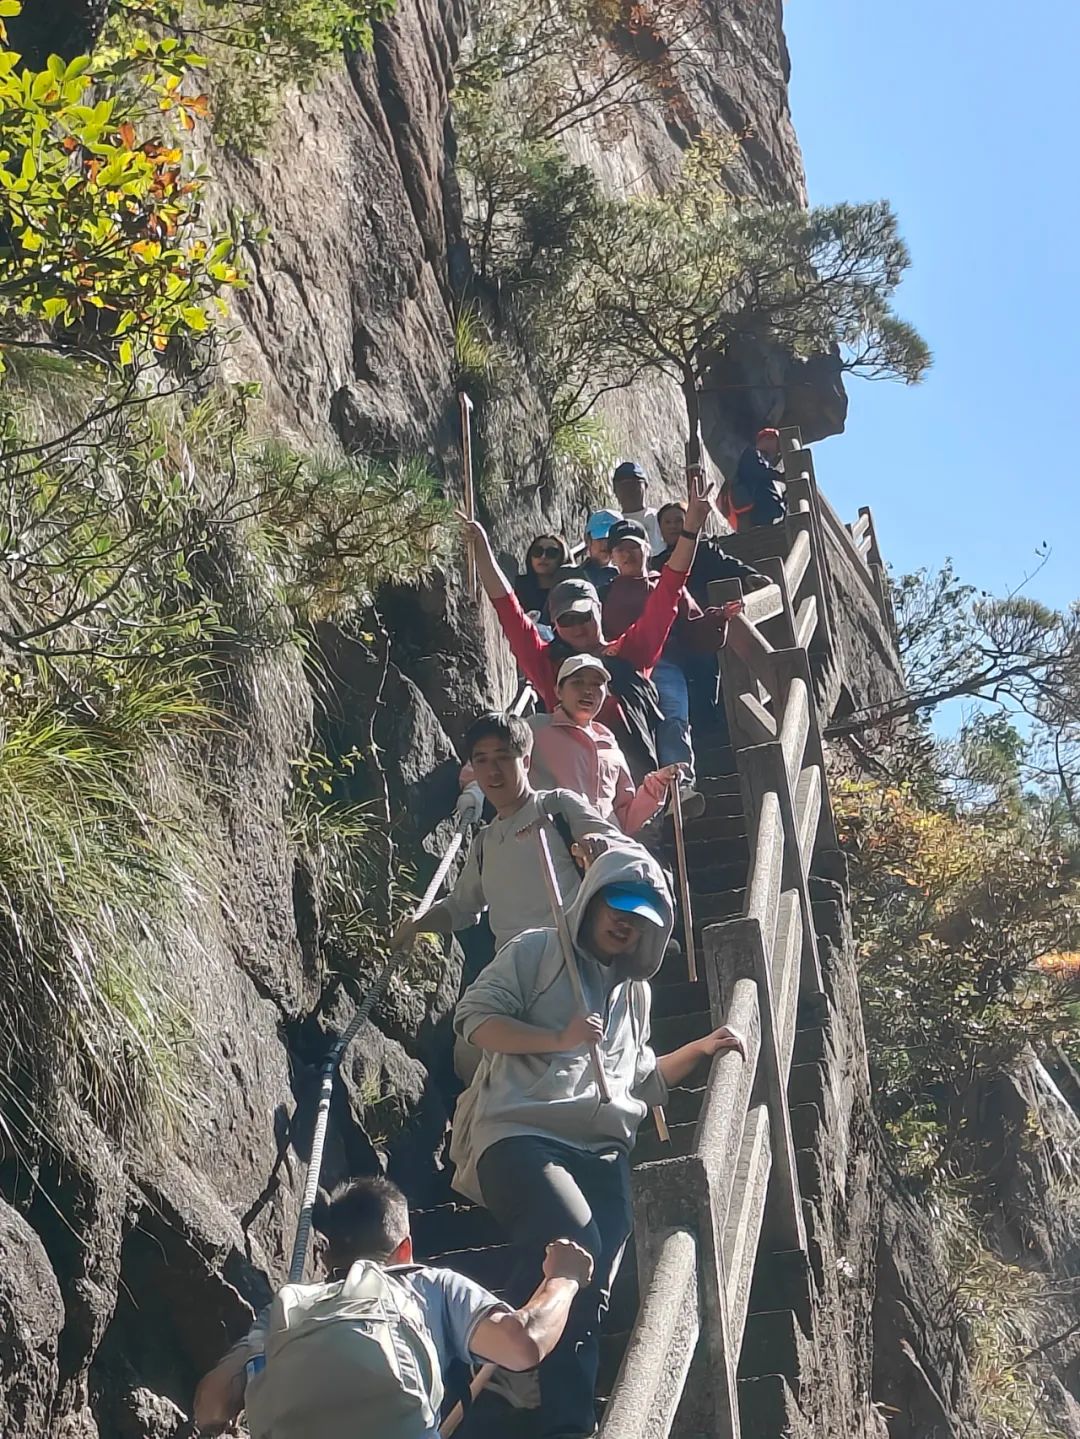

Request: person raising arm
left=463, top=477, right=718, bottom=711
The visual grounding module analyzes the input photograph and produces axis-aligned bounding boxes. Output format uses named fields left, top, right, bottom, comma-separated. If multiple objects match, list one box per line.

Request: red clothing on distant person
left=602, top=574, right=728, bottom=659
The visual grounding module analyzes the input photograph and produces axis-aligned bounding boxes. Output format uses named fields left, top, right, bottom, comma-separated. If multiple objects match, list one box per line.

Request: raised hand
left=685, top=475, right=717, bottom=532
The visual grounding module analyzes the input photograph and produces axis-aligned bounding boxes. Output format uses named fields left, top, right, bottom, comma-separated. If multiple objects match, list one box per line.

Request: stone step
left=687, top=837, right=750, bottom=874
left=651, top=1010, right=712, bottom=1052
left=684, top=814, right=749, bottom=847
left=699, top=771, right=742, bottom=798
left=697, top=742, right=736, bottom=776
left=693, top=889, right=747, bottom=926
left=632, top=1118, right=698, bottom=1166
left=425, top=1243, right=515, bottom=1295
left=689, top=857, right=747, bottom=892
left=412, top=1203, right=502, bottom=1259
left=650, top=978, right=709, bottom=1018
left=684, top=805, right=742, bottom=840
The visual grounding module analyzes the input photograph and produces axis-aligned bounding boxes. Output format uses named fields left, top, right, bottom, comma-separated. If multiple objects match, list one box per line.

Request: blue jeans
left=651, top=658, right=694, bottom=784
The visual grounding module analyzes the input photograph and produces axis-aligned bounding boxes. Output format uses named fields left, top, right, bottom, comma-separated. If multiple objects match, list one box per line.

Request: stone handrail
left=601, top=426, right=844, bottom=1439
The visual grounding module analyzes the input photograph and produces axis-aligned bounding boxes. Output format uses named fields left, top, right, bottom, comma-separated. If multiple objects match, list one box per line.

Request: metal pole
left=459, top=392, right=477, bottom=601
left=287, top=823, right=469, bottom=1283
left=670, top=782, right=697, bottom=985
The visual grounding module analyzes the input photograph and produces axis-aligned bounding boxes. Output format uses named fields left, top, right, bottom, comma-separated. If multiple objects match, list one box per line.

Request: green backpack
left=244, top=1260, right=444, bottom=1439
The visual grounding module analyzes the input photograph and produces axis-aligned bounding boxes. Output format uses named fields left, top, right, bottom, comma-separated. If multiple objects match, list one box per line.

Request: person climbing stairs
left=411, top=735, right=753, bottom=1437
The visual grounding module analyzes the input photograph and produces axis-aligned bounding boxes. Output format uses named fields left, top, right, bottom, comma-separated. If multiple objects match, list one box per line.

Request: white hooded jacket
left=449, top=843, right=674, bottom=1203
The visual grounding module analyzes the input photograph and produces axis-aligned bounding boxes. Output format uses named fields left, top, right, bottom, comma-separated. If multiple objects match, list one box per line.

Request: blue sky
left=784, top=0, right=1079, bottom=613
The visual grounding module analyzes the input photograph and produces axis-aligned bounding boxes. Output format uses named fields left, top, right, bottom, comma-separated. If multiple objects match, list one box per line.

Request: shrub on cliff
left=834, top=773, right=1080, bottom=1172
left=546, top=185, right=931, bottom=446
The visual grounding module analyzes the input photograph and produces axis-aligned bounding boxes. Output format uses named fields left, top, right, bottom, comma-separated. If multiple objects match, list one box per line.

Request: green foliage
left=0, top=4, right=246, bottom=371
left=453, top=302, right=501, bottom=388
left=548, top=194, right=930, bottom=433
left=287, top=747, right=386, bottom=961
left=835, top=777, right=1080, bottom=1165
left=111, top=0, right=395, bottom=148
left=931, top=1183, right=1073, bottom=1439
left=550, top=409, right=616, bottom=503
left=0, top=663, right=206, bottom=1143
left=851, top=563, right=1080, bottom=832
left=251, top=443, right=452, bottom=620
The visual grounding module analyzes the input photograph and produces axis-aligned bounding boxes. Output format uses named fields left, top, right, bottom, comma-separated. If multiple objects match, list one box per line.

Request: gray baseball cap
left=549, top=577, right=600, bottom=622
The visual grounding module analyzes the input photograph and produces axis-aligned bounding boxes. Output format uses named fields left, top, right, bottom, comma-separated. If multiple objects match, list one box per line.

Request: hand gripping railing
left=600, top=428, right=847, bottom=1439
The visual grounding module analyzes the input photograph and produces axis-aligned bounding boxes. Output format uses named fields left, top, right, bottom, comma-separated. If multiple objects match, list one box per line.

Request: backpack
left=718, top=478, right=752, bottom=532
left=244, top=1260, right=444, bottom=1439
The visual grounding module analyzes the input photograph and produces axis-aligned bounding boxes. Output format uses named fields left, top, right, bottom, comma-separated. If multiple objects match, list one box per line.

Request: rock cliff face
left=6, top=4, right=1064, bottom=1439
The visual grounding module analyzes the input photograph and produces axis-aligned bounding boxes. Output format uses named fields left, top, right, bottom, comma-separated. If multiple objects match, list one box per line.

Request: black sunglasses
left=531, top=545, right=562, bottom=560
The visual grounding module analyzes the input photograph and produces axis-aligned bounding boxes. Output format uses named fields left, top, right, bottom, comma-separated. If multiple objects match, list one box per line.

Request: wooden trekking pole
left=568, top=835, right=669, bottom=1143
left=459, top=392, right=477, bottom=600
left=670, top=780, right=697, bottom=985
left=439, top=1272, right=545, bottom=1437
left=534, top=823, right=612, bottom=1103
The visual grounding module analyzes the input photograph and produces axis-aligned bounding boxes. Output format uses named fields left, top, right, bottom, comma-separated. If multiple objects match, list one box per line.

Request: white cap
left=557, top=654, right=611, bottom=686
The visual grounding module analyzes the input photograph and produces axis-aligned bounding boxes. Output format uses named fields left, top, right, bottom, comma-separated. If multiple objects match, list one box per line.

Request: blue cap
left=585, top=508, right=622, bottom=540
left=613, top=460, right=647, bottom=483
left=602, top=883, right=666, bottom=927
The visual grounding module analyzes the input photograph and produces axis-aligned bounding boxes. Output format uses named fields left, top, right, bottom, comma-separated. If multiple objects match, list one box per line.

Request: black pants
left=477, top=1136, right=633, bottom=1439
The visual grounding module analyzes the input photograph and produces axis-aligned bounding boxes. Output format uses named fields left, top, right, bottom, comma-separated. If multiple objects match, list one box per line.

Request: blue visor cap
left=602, top=883, right=666, bottom=927
left=585, top=508, right=622, bottom=540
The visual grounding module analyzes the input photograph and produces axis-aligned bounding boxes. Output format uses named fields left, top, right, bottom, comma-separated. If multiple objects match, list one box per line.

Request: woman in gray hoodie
left=450, top=843, right=744, bottom=1439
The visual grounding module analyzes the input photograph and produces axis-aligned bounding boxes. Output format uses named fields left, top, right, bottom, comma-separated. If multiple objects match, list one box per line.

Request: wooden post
left=535, top=825, right=612, bottom=1103
left=671, top=781, right=697, bottom=984
left=459, top=391, right=477, bottom=600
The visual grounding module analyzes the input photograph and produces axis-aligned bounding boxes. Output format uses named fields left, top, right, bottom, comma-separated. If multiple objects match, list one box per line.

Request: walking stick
left=440, top=1270, right=547, bottom=1437
left=287, top=819, right=471, bottom=1283
left=670, top=780, right=697, bottom=985
left=459, top=392, right=477, bottom=601
left=568, top=835, right=670, bottom=1143
left=533, top=824, right=613, bottom=1104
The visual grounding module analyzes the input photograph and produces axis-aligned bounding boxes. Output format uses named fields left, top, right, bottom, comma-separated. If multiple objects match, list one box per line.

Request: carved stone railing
left=600, top=427, right=847, bottom=1439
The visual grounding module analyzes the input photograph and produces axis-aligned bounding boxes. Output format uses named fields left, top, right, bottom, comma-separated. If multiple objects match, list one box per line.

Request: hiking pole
left=287, top=818, right=471, bottom=1284
left=566, top=832, right=670, bottom=1143
left=459, top=392, right=477, bottom=601
left=533, top=822, right=613, bottom=1104
left=439, top=1275, right=549, bottom=1437
left=670, top=780, right=698, bottom=985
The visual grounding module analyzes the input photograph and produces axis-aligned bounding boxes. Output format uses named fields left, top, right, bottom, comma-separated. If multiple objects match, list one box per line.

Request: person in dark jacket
left=650, top=503, right=770, bottom=733
left=721, top=427, right=785, bottom=531
left=650, top=502, right=772, bottom=607
left=514, top=533, right=571, bottom=626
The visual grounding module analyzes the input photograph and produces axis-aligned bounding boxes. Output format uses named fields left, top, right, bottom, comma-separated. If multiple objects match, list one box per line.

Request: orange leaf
left=119, top=121, right=136, bottom=150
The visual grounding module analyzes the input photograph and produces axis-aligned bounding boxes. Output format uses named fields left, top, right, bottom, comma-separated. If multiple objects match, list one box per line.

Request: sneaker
left=480, top=1364, right=541, bottom=1410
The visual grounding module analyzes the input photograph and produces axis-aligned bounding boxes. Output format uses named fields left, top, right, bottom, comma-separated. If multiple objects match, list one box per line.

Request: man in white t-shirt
left=611, top=460, right=664, bottom=554
left=193, top=1175, right=592, bottom=1437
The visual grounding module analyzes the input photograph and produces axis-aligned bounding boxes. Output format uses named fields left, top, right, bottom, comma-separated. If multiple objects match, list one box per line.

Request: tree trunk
left=681, top=371, right=702, bottom=475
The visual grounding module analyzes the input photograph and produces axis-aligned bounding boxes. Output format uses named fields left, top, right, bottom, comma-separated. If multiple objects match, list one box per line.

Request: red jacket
left=491, top=563, right=687, bottom=714
left=603, top=574, right=730, bottom=658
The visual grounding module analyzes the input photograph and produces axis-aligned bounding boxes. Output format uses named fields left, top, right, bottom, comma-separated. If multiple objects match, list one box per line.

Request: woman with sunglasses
left=513, top=534, right=570, bottom=627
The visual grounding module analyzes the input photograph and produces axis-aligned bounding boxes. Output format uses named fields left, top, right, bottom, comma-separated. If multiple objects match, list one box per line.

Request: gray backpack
left=244, top=1260, right=443, bottom=1439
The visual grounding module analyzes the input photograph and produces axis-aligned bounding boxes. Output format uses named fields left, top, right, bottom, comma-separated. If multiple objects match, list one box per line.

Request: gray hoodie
left=450, top=843, right=674, bottom=1204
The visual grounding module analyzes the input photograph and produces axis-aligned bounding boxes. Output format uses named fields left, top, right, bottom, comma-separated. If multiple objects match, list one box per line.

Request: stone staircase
left=409, top=730, right=751, bottom=1436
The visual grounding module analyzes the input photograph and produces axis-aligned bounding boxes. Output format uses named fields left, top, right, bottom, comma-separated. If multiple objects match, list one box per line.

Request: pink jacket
left=525, top=709, right=668, bottom=836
